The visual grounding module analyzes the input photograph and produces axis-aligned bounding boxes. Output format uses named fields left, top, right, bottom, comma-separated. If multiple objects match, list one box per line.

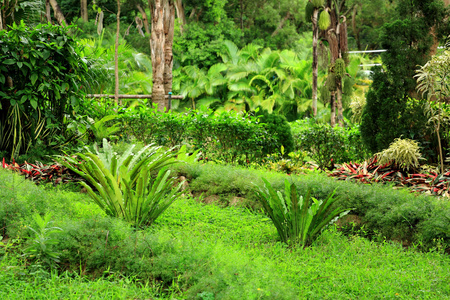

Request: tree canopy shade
left=0, top=22, right=93, bottom=158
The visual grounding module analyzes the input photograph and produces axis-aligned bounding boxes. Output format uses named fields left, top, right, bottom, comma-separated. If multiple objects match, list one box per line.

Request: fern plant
left=57, top=139, right=183, bottom=227
left=253, top=178, right=350, bottom=247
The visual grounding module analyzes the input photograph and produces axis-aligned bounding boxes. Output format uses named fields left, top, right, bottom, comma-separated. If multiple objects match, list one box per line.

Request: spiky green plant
left=57, top=139, right=182, bottom=227
left=375, top=138, right=425, bottom=171
left=253, top=178, right=350, bottom=247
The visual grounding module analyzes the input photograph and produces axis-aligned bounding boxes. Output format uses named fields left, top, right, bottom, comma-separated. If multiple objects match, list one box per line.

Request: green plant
left=253, top=178, right=350, bottom=247
left=57, top=140, right=183, bottom=227
left=23, top=213, right=63, bottom=267
left=376, top=138, right=424, bottom=171
left=294, top=120, right=346, bottom=170
left=0, top=21, right=95, bottom=159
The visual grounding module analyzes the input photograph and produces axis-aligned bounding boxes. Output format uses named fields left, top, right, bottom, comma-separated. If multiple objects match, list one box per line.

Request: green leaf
left=31, top=73, right=38, bottom=85
left=3, top=59, right=15, bottom=65
left=0, top=74, right=4, bottom=84
left=30, top=99, right=38, bottom=109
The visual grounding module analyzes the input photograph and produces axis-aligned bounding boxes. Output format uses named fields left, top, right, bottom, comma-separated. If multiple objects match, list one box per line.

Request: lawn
left=1, top=167, right=450, bottom=299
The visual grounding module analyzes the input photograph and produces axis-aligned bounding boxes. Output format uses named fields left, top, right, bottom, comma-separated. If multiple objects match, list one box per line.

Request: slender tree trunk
left=115, top=0, right=120, bottom=105
left=49, top=0, right=66, bottom=26
left=330, top=91, right=336, bottom=127
left=174, top=0, right=186, bottom=34
left=137, top=4, right=150, bottom=35
left=312, top=8, right=319, bottom=116
left=81, top=0, right=88, bottom=22
left=163, top=0, right=175, bottom=101
left=336, top=82, right=344, bottom=127
left=46, top=0, right=52, bottom=23
left=0, top=6, right=3, bottom=30
left=150, top=0, right=166, bottom=111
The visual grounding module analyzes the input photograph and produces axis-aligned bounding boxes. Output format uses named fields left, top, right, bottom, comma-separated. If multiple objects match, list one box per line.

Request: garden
left=1, top=0, right=450, bottom=299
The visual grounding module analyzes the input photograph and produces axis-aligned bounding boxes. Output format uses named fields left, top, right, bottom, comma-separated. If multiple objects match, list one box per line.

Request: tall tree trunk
left=311, top=8, right=319, bottom=116
left=163, top=0, right=175, bottom=101
left=46, top=0, right=51, bottom=23
left=150, top=0, right=166, bottom=111
left=136, top=4, right=150, bottom=35
left=174, top=0, right=186, bottom=34
left=115, top=0, right=120, bottom=105
left=81, top=0, right=88, bottom=22
left=49, top=0, right=66, bottom=26
left=336, top=82, right=344, bottom=127
left=330, top=91, right=336, bottom=127
left=0, top=6, right=3, bottom=30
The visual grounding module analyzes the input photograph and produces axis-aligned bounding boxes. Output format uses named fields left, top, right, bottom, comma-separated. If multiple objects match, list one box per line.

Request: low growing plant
left=23, top=213, right=63, bottom=267
left=58, top=140, right=183, bottom=227
left=253, top=178, right=350, bottom=247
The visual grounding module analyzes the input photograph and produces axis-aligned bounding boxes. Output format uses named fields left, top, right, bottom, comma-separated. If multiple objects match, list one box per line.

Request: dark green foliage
left=119, top=105, right=283, bottom=164
left=360, top=69, right=432, bottom=158
left=291, top=119, right=371, bottom=169
left=255, top=108, right=294, bottom=156
left=174, top=20, right=243, bottom=69
left=305, top=2, right=314, bottom=23
left=361, top=0, right=450, bottom=160
left=0, top=22, right=93, bottom=159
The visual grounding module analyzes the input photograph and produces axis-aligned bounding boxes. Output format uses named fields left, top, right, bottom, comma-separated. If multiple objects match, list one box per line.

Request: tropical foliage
left=58, top=140, right=182, bottom=227
left=253, top=177, right=350, bottom=247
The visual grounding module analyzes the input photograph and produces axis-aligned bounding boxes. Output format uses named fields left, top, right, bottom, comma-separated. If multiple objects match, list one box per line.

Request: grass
left=1, top=167, right=450, bottom=299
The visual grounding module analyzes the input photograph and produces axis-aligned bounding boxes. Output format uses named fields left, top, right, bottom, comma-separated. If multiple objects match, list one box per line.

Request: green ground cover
left=1, top=167, right=450, bottom=299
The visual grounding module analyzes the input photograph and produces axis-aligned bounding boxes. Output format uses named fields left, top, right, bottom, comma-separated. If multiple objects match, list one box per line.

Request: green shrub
left=120, top=106, right=281, bottom=165
left=291, top=119, right=370, bottom=168
left=0, top=22, right=95, bottom=158
left=256, top=109, right=295, bottom=156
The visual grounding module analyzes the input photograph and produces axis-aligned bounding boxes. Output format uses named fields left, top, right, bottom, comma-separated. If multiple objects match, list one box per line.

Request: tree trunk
left=330, top=91, right=336, bottom=127
left=136, top=4, right=150, bottom=35
left=150, top=0, right=166, bottom=111
left=115, top=0, right=120, bottom=105
left=312, top=8, right=319, bottom=116
left=49, top=0, right=66, bottom=26
left=336, top=82, right=344, bottom=127
left=163, top=0, right=175, bottom=101
left=46, top=0, right=51, bottom=23
left=174, top=0, right=186, bottom=34
left=0, top=6, right=3, bottom=30
left=80, top=0, right=88, bottom=22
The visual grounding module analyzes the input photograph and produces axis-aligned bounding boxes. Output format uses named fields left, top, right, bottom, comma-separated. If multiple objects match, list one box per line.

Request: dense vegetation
left=1, top=0, right=450, bottom=298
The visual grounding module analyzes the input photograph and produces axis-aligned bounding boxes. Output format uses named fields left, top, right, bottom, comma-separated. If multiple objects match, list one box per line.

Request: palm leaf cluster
left=174, top=40, right=321, bottom=117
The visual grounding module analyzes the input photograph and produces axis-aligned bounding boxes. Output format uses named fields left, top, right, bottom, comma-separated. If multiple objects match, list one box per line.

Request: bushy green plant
left=376, top=138, right=424, bottom=171
left=253, top=178, right=350, bottom=247
left=294, top=121, right=346, bottom=170
left=120, top=106, right=281, bottom=165
left=58, top=140, right=183, bottom=227
left=256, top=109, right=294, bottom=156
left=0, top=22, right=94, bottom=158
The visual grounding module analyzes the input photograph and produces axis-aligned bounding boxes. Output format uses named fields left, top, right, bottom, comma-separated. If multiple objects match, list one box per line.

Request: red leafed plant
left=329, top=157, right=450, bottom=197
left=1, top=158, right=83, bottom=185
